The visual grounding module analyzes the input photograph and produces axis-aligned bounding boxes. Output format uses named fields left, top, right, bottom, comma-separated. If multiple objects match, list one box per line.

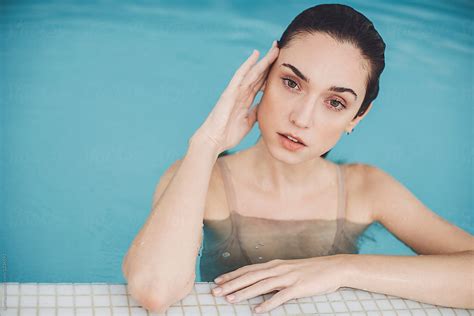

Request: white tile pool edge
left=1, top=282, right=473, bottom=316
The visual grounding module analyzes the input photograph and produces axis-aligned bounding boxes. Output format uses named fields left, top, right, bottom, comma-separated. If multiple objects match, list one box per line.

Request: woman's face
left=257, top=32, right=372, bottom=162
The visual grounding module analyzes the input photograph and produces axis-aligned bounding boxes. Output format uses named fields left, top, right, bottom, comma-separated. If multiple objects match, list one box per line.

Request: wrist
left=187, top=135, right=221, bottom=160
left=335, top=254, right=358, bottom=288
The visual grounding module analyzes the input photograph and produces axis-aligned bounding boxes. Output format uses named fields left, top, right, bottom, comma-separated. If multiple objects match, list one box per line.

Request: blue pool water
left=1, top=1, right=472, bottom=282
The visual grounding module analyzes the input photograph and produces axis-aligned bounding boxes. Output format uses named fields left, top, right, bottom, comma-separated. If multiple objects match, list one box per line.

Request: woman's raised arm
left=121, top=41, right=280, bottom=314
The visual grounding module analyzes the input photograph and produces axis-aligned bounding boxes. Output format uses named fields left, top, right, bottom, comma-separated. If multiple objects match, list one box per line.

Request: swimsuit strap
left=216, top=158, right=239, bottom=215
left=217, top=159, right=347, bottom=221
left=329, top=164, right=347, bottom=254
left=216, top=158, right=252, bottom=263
left=337, top=164, right=347, bottom=220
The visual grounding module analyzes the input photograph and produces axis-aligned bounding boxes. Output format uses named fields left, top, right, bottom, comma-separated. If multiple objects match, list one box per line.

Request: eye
left=281, top=77, right=301, bottom=91
left=327, top=98, right=346, bottom=112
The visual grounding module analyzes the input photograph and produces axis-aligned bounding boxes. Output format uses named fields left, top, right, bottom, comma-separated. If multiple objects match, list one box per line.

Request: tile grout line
left=309, top=290, right=319, bottom=314
left=73, top=282, right=77, bottom=316
left=90, top=283, right=96, bottom=316
left=295, top=297, right=306, bottom=315
left=397, top=298, right=412, bottom=315
left=207, top=282, right=222, bottom=316
left=433, top=302, right=444, bottom=315
left=326, top=293, right=338, bottom=315
left=1, top=281, right=5, bottom=313
left=370, top=291, right=385, bottom=315
left=242, top=290, right=253, bottom=315
left=17, top=283, right=20, bottom=316
left=338, top=289, right=353, bottom=315
left=0, top=281, right=3, bottom=311
left=35, top=282, right=39, bottom=316
left=367, top=291, right=381, bottom=314
left=195, top=289, right=202, bottom=315
left=54, top=283, right=58, bottom=316
left=107, top=284, right=113, bottom=316
left=9, top=283, right=471, bottom=316
left=125, top=283, right=132, bottom=316
left=385, top=294, right=400, bottom=316
left=179, top=288, right=184, bottom=316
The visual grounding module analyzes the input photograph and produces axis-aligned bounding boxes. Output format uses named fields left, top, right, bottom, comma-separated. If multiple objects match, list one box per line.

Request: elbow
left=126, top=274, right=196, bottom=314
left=121, top=251, right=132, bottom=282
left=126, top=280, right=170, bottom=314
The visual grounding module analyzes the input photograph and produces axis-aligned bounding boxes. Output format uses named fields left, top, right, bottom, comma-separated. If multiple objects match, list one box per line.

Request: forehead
left=278, top=32, right=369, bottom=94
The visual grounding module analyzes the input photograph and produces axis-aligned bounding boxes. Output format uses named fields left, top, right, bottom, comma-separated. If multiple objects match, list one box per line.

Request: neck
left=247, top=136, right=332, bottom=196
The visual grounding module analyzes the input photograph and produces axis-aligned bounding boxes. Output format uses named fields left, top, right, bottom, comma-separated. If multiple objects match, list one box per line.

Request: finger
left=226, top=275, right=290, bottom=303
left=240, top=41, right=279, bottom=89
left=254, top=68, right=270, bottom=93
left=226, top=49, right=261, bottom=92
left=229, top=42, right=278, bottom=111
left=246, top=102, right=259, bottom=126
left=214, top=260, right=277, bottom=285
left=259, top=79, right=267, bottom=92
left=213, top=264, right=282, bottom=298
left=254, top=287, right=296, bottom=314
left=238, top=52, right=276, bottom=104
left=233, top=58, right=272, bottom=111
left=253, top=40, right=279, bottom=76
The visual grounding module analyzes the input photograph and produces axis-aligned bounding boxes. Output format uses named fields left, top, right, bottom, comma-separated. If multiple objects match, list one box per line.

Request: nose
left=289, top=101, right=314, bottom=129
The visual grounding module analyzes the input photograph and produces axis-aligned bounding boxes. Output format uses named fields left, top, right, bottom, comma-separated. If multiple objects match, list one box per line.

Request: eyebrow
left=280, top=63, right=358, bottom=101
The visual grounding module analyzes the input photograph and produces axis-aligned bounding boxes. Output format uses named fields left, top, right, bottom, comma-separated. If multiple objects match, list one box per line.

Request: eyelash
left=281, top=77, right=347, bottom=112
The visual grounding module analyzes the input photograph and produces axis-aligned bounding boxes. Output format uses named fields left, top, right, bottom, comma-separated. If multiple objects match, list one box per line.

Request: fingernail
left=226, top=294, right=235, bottom=301
left=214, top=277, right=222, bottom=283
left=213, top=287, right=221, bottom=294
left=255, top=306, right=263, bottom=313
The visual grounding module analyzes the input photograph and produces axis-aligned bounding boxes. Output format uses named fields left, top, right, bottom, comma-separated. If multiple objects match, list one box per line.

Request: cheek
left=257, top=90, right=283, bottom=128
left=315, top=115, right=346, bottom=137
left=256, top=99, right=272, bottom=133
left=311, top=119, right=346, bottom=153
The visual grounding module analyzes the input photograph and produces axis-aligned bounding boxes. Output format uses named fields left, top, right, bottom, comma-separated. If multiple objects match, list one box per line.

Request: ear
left=346, top=102, right=373, bottom=133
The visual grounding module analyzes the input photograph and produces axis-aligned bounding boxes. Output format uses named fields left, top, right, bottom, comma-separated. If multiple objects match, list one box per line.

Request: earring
left=346, top=128, right=355, bottom=135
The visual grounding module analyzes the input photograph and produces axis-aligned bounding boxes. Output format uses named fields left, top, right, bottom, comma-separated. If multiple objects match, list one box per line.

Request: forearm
left=126, top=139, right=219, bottom=290
left=342, top=250, right=474, bottom=309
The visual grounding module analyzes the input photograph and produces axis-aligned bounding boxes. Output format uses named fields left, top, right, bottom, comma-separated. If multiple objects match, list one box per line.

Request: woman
left=122, top=4, right=474, bottom=313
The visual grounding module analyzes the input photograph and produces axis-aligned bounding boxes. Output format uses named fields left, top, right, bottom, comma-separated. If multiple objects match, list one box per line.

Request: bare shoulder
left=355, top=163, right=401, bottom=196
left=150, top=156, right=230, bottom=221
left=349, top=163, right=474, bottom=254
left=344, top=162, right=413, bottom=223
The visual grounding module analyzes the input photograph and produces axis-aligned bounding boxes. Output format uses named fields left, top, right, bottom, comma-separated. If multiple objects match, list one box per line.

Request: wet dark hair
left=219, top=3, right=385, bottom=160
left=278, top=3, right=386, bottom=159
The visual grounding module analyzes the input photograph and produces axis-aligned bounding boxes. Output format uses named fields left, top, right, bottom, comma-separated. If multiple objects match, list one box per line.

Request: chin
left=262, top=135, right=307, bottom=165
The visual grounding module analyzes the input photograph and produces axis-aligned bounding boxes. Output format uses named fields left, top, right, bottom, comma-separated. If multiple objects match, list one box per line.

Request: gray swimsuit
left=200, top=158, right=372, bottom=282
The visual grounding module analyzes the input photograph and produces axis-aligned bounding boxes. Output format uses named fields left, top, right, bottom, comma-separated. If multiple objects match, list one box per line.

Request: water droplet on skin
left=134, top=240, right=146, bottom=247
left=222, top=252, right=230, bottom=258
left=255, top=245, right=259, bottom=249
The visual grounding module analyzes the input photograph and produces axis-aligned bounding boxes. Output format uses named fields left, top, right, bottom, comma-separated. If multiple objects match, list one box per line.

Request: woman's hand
left=190, top=40, right=280, bottom=154
left=211, top=256, right=350, bottom=314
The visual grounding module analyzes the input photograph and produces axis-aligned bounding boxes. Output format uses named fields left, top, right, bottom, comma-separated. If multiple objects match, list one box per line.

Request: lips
left=277, top=132, right=307, bottom=146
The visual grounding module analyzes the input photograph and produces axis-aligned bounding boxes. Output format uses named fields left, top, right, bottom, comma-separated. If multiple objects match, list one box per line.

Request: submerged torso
left=200, top=155, right=373, bottom=282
